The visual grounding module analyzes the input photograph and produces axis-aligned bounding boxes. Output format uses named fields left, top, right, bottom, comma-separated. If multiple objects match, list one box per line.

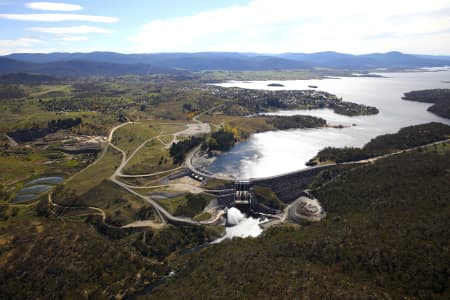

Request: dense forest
left=0, top=217, right=169, bottom=299
left=150, top=145, right=450, bottom=299
left=266, top=115, right=327, bottom=130
left=403, top=89, right=450, bottom=118
left=206, top=128, right=236, bottom=151
left=8, top=117, right=82, bottom=143
left=169, top=136, right=204, bottom=164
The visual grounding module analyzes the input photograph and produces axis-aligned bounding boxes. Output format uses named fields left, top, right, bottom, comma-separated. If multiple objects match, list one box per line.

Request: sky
left=1, top=0, right=450, bottom=55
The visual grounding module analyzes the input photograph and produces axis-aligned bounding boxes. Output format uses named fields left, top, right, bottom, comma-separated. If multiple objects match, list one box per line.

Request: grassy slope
left=111, top=122, right=158, bottom=156
left=62, top=147, right=122, bottom=197
left=150, top=147, right=450, bottom=299
left=74, top=180, right=158, bottom=226
left=123, top=139, right=174, bottom=175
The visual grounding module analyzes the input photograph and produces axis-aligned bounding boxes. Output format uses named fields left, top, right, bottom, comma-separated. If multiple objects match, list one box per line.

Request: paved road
left=108, top=123, right=202, bottom=225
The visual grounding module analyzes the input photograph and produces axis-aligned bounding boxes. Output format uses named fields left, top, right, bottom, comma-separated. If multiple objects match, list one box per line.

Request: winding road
left=48, top=106, right=450, bottom=228
left=107, top=112, right=226, bottom=226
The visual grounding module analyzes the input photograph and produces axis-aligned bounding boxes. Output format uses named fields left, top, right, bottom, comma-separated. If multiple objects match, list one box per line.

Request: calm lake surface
left=207, top=69, right=450, bottom=179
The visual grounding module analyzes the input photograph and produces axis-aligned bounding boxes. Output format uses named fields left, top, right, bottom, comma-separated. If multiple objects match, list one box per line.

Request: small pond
left=12, top=176, right=64, bottom=204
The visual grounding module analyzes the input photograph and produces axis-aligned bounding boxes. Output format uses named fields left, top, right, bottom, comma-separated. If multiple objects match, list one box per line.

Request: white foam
left=226, top=207, right=246, bottom=225
left=214, top=207, right=263, bottom=243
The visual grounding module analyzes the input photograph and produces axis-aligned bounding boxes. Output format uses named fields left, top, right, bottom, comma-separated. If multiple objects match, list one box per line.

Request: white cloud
left=130, top=0, right=450, bottom=54
left=0, top=13, right=119, bottom=23
left=57, top=35, right=88, bottom=41
left=0, top=37, right=43, bottom=55
left=26, top=2, right=82, bottom=11
left=29, top=25, right=113, bottom=34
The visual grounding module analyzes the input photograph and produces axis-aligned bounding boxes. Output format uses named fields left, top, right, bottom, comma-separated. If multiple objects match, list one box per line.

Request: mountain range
left=1, top=51, right=449, bottom=76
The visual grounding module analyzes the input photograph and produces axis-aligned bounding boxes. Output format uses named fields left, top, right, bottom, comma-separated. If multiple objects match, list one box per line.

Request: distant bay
left=207, top=68, right=450, bottom=179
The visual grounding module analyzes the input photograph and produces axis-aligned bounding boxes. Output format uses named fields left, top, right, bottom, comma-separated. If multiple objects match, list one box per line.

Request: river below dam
left=206, top=68, right=450, bottom=179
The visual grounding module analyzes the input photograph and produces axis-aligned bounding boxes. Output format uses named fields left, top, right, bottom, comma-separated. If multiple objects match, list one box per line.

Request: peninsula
left=208, top=86, right=379, bottom=116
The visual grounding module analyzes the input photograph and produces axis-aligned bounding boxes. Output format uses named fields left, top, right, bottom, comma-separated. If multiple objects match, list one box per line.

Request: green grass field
left=122, top=139, right=175, bottom=175
left=63, top=147, right=122, bottom=197
left=111, top=122, right=159, bottom=156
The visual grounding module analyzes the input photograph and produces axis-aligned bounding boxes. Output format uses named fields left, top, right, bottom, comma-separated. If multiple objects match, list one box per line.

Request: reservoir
left=207, top=68, right=450, bottom=179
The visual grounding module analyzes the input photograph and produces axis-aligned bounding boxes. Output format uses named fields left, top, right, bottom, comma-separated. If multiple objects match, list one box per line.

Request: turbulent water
left=214, top=207, right=263, bottom=242
left=207, top=68, right=450, bottom=179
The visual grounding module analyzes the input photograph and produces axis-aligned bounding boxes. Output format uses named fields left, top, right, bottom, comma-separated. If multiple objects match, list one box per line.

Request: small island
left=402, top=89, right=450, bottom=119
left=267, top=83, right=285, bottom=87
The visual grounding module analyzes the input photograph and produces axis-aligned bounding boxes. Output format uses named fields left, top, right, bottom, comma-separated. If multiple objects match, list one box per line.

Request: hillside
left=149, top=143, right=450, bottom=299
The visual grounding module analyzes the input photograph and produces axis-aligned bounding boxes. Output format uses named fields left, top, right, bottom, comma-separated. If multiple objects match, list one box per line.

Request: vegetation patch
left=253, top=186, right=285, bottom=210
left=61, top=147, right=122, bottom=197
left=266, top=115, right=327, bottom=130
left=403, top=89, right=450, bottom=119
left=0, top=217, right=168, bottom=299
left=193, top=211, right=212, bottom=222
left=206, top=128, right=236, bottom=151
left=111, top=122, right=158, bottom=156
left=169, top=136, right=204, bottom=164
left=173, top=193, right=212, bottom=218
left=123, top=139, right=173, bottom=175
left=55, top=180, right=155, bottom=226
left=132, top=224, right=222, bottom=260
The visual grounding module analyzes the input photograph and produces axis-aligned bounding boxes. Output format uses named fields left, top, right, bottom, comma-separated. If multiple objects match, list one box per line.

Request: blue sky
left=1, top=0, right=450, bottom=55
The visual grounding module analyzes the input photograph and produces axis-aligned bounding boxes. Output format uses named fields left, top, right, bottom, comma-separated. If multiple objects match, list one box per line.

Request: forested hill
left=403, top=89, right=450, bottom=119
left=150, top=142, right=450, bottom=299
left=0, top=57, right=174, bottom=77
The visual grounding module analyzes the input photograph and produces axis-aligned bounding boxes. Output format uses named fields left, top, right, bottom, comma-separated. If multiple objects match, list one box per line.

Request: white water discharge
left=214, top=207, right=263, bottom=242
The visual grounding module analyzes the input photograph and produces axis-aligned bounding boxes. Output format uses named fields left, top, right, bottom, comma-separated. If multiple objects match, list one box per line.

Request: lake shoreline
left=206, top=69, right=450, bottom=179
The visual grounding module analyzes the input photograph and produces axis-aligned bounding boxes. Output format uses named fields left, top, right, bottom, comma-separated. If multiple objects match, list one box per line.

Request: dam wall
left=252, top=165, right=335, bottom=203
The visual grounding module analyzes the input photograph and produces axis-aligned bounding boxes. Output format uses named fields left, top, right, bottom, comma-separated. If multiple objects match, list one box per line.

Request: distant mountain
left=277, top=52, right=376, bottom=69
left=277, top=51, right=450, bottom=69
left=6, top=52, right=311, bottom=71
left=358, top=51, right=450, bottom=68
left=0, top=57, right=171, bottom=76
left=413, top=54, right=450, bottom=61
left=2, top=51, right=450, bottom=76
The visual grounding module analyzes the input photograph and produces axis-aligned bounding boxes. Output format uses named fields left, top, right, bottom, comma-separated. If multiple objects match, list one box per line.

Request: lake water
left=207, top=69, right=450, bottom=179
